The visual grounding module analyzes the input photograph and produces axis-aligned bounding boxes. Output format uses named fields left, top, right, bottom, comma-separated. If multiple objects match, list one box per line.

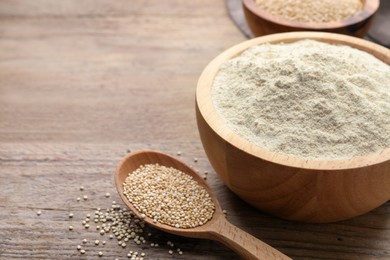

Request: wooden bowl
left=242, top=0, right=380, bottom=37
left=195, top=32, right=390, bottom=223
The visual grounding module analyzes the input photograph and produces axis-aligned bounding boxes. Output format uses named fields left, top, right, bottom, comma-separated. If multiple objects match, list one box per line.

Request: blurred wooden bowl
left=196, top=32, right=390, bottom=223
left=242, top=0, right=380, bottom=37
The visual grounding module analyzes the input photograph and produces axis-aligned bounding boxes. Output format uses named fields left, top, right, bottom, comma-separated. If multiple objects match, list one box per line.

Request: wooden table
left=0, top=1, right=389, bottom=259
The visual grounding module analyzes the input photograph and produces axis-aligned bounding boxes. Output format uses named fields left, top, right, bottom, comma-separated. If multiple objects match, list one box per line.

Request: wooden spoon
left=115, top=150, right=292, bottom=260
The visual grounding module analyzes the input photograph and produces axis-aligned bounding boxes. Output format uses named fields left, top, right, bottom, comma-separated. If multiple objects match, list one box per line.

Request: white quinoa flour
left=212, top=40, right=390, bottom=160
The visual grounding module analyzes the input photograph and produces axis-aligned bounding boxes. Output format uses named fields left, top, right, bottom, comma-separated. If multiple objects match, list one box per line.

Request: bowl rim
left=242, top=0, right=380, bottom=29
left=196, top=32, right=390, bottom=170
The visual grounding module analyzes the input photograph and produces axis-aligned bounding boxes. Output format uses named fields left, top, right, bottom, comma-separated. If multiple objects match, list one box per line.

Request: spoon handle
left=208, top=218, right=292, bottom=260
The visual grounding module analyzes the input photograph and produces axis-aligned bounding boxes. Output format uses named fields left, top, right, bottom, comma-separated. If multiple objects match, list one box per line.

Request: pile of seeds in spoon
left=123, top=164, right=215, bottom=229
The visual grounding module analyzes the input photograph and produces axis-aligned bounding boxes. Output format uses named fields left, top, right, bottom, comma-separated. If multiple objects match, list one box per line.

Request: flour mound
left=212, top=40, right=390, bottom=160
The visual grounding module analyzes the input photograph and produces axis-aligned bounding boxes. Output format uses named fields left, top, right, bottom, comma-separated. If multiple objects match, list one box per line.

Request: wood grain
left=0, top=1, right=389, bottom=259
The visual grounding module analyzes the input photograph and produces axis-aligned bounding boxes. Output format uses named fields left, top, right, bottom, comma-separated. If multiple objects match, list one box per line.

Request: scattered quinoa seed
left=36, top=211, right=42, bottom=216
left=71, top=179, right=190, bottom=259
left=76, top=197, right=81, bottom=202
left=83, top=195, right=88, bottom=200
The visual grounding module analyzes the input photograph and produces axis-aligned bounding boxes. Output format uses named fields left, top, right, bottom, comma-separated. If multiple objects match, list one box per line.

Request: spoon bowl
left=115, top=150, right=291, bottom=260
left=115, top=149, right=223, bottom=237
